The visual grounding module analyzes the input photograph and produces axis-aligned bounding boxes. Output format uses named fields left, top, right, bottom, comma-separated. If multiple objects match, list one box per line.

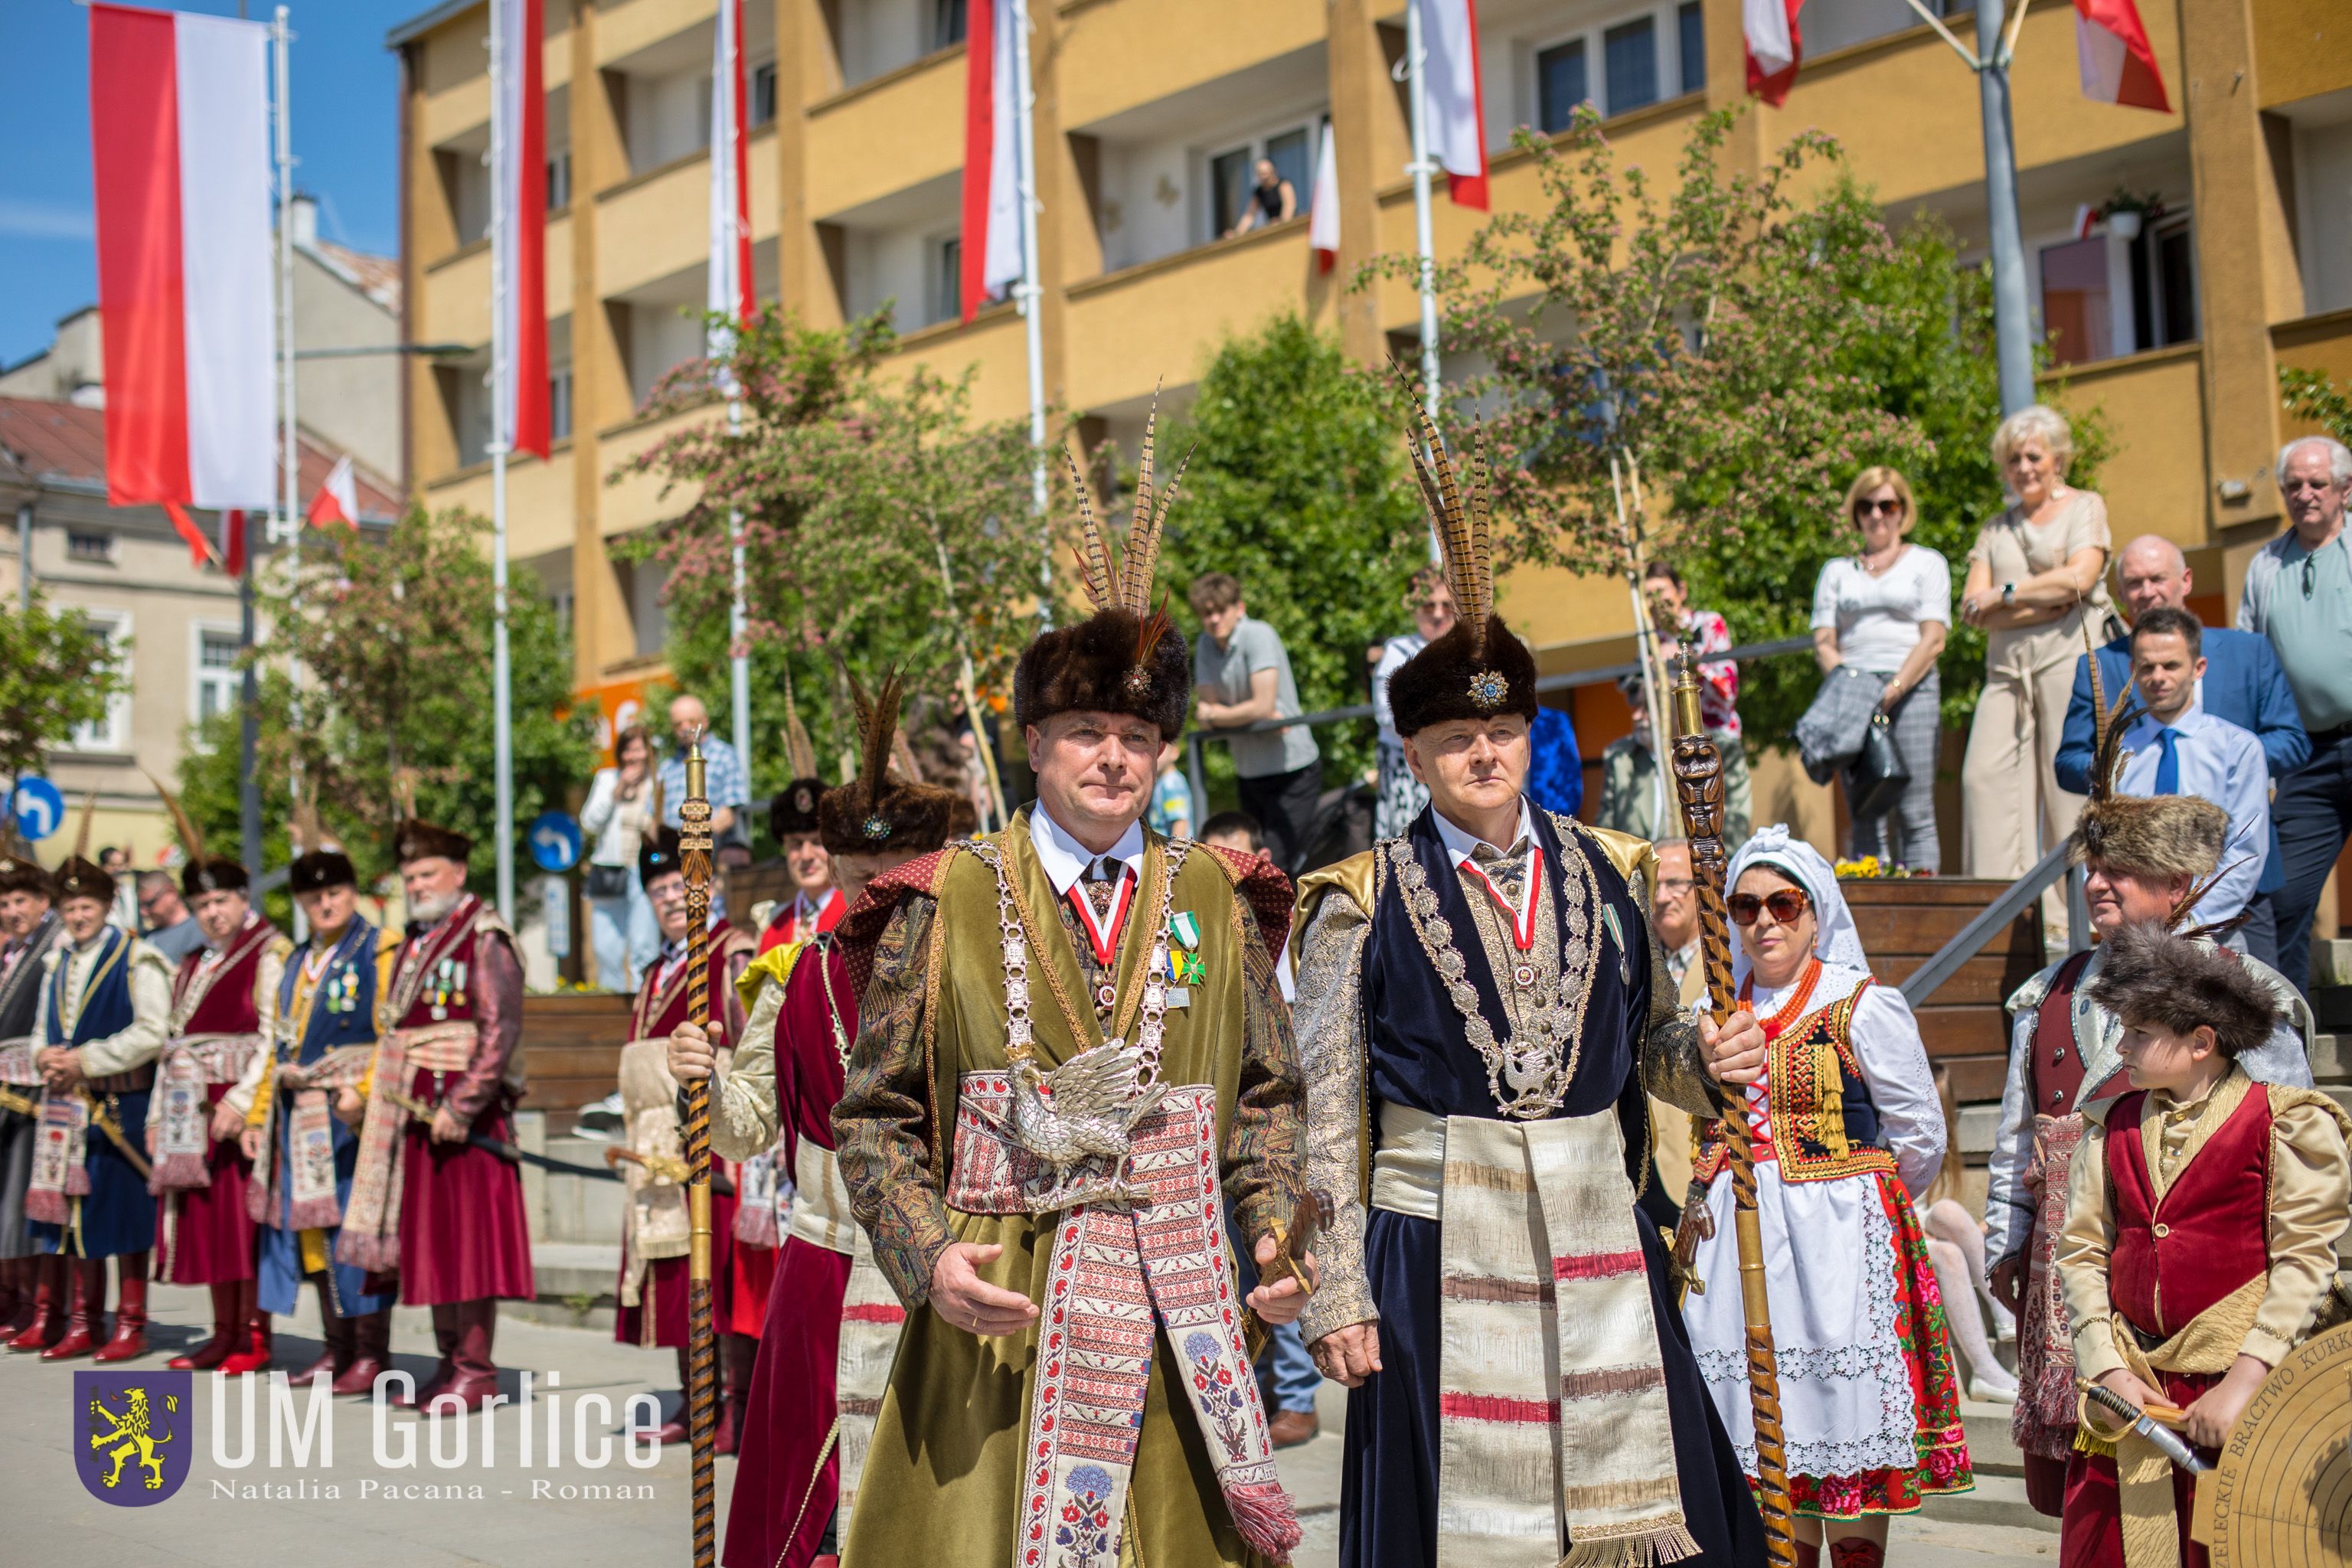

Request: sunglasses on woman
left=1853, top=498, right=1903, bottom=518
left=1728, top=889, right=1811, bottom=926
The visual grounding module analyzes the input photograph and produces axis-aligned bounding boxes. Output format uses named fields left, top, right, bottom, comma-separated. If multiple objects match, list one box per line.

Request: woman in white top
left=1958, top=405, right=2118, bottom=940
left=1370, top=569, right=1455, bottom=838
left=1811, top=466, right=1952, bottom=869
left=580, top=724, right=657, bottom=992
left=1683, top=828, right=1971, bottom=1561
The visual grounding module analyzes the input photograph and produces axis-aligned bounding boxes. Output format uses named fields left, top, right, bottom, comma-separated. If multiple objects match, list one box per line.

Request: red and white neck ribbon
left=1065, top=864, right=1137, bottom=969
left=1456, top=851, right=1542, bottom=953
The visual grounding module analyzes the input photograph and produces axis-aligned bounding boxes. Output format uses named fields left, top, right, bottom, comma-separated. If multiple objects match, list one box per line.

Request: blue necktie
left=2153, top=728, right=2180, bottom=796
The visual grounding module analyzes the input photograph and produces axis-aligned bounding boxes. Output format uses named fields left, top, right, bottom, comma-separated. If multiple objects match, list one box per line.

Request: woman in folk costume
left=609, top=823, right=756, bottom=1446
left=1292, top=411, right=1766, bottom=1568
left=0, top=847, right=68, bottom=1344
left=146, top=776, right=292, bottom=1374
left=1983, top=684, right=2312, bottom=1517
left=672, top=668, right=965, bottom=1568
left=23, top=803, right=174, bottom=1360
left=2055, top=923, right=2351, bottom=1568
left=1682, top=828, right=1971, bottom=1566
left=831, top=414, right=1314, bottom=1568
left=234, top=839, right=397, bottom=1390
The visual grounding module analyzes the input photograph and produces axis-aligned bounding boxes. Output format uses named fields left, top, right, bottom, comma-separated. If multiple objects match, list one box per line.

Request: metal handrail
left=1896, top=840, right=2079, bottom=1007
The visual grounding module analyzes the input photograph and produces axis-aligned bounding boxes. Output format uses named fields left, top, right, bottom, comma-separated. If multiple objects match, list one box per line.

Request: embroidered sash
left=732, top=1150, right=782, bottom=1247
left=24, top=1092, right=90, bottom=1223
left=948, top=1074, right=1301, bottom=1568
left=779, top=1137, right=903, bottom=1512
left=617, top=1037, right=690, bottom=1334
left=0, top=1038, right=38, bottom=1086
left=2011, top=1112, right=2086, bottom=1462
left=151, top=1030, right=265, bottom=1192
left=1376, top=1101, right=1697, bottom=1568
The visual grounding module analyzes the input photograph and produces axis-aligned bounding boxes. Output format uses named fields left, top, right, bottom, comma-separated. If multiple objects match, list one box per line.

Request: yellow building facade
left=390, top=0, right=2352, bottom=691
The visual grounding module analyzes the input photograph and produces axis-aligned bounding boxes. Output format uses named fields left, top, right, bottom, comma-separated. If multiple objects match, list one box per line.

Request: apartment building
left=390, top=0, right=2352, bottom=701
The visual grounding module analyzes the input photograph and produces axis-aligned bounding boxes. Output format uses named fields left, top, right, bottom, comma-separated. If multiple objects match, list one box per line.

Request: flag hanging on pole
left=1412, top=0, right=1488, bottom=210
left=707, top=0, right=755, bottom=363
left=1308, top=121, right=1341, bottom=274
left=960, top=0, right=1024, bottom=325
left=492, top=0, right=549, bottom=459
left=2072, top=0, right=2169, bottom=113
left=1743, top=0, right=1803, bottom=106
left=306, top=456, right=358, bottom=530
left=87, top=3, right=276, bottom=539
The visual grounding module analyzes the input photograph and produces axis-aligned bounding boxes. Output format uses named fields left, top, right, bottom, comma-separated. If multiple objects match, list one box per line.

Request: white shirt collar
left=1429, top=796, right=1537, bottom=865
left=1027, top=805, right=1146, bottom=897
left=2124, top=700, right=2209, bottom=743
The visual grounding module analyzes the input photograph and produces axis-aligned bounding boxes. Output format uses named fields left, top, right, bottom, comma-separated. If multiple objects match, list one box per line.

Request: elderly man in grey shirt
left=1189, top=572, right=1321, bottom=874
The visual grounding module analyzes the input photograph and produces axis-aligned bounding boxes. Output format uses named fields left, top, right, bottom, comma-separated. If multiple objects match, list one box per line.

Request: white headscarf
left=1725, top=825, right=1870, bottom=988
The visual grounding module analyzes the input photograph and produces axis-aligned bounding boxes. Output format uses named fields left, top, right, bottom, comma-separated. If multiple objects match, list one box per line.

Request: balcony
left=1057, top=0, right=1328, bottom=134
left=421, top=237, right=493, bottom=351
left=805, top=47, right=965, bottom=220
left=420, top=443, right=577, bottom=562
left=2038, top=341, right=2208, bottom=554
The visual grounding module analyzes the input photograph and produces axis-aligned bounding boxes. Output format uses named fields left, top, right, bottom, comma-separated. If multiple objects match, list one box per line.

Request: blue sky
left=1, top=0, right=426, bottom=369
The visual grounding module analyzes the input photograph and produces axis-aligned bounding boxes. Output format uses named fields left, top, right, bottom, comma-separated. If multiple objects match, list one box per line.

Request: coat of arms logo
left=74, top=1369, right=193, bottom=1505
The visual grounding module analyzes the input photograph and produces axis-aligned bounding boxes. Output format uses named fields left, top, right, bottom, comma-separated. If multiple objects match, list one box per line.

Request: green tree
left=0, top=590, right=123, bottom=799
left=177, top=507, right=598, bottom=890
left=2281, top=368, right=2352, bottom=447
left=1155, top=315, right=1432, bottom=797
left=620, top=309, right=1044, bottom=830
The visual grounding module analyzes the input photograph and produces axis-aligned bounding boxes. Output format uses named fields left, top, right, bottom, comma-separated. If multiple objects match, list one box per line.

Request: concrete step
left=521, top=1240, right=621, bottom=1331
left=1921, top=1472, right=2058, bottom=1534
left=2311, top=939, right=2352, bottom=989
left=1960, top=1397, right=2024, bottom=1478
left=2311, top=1034, right=2348, bottom=1086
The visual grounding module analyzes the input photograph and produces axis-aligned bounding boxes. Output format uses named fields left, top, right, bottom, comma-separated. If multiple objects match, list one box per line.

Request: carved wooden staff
left=679, top=731, right=720, bottom=1568
left=1668, top=659, right=1798, bottom=1568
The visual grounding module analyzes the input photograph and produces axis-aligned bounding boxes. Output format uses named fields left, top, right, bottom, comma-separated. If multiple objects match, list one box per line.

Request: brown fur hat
left=2069, top=794, right=2228, bottom=880
left=390, top=769, right=472, bottom=867
left=768, top=777, right=828, bottom=841
left=2084, top=920, right=2285, bottom=1060
left=0, top=851, right=52, bottom=900
left=818, top=668, right=964, bottom=858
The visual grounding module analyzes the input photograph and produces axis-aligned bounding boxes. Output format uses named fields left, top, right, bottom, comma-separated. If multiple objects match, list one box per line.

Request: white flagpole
left=488, top=0, right=518, bottom=923
left=273, top=4, right=307, bottom=940
left=717, top=0, right=751, bottom=780
left=1404, top=0, right=1442, bottom=565
left=1010, top=0, right=1050, bottom=615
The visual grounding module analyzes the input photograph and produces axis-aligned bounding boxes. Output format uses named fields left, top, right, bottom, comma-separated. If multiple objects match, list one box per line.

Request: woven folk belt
left=787, top=1140, right=857, bottom=1254
left=390, top=1022, right=477, bottom=1074
left=86, top=1064, right=155, bottom=1094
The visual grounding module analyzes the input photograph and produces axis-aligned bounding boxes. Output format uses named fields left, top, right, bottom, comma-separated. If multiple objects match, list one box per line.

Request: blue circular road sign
left=10, top=776, right=66, bottom=842
left=528, top=811, right=583, bottom=873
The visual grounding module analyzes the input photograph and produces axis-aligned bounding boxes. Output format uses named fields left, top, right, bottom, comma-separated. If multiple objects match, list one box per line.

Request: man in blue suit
left=2054, top=534, right=2307, bottom=965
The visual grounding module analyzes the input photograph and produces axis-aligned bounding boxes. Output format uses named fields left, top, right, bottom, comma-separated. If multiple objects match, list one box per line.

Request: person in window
left=1227, top=158, right=1295, bottom=237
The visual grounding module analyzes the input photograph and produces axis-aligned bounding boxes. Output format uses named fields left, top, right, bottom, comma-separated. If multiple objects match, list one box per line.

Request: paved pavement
left=13, top=1282, right=2054, bottom=1566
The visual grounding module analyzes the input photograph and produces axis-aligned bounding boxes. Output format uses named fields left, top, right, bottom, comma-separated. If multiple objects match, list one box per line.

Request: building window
left=1678, top=2, right=1706, bottom=94
left=67, top=531, right=114, bottom=564
left=546, top=150, right=572, bottom=211
left=195, top=629, right=240, bottom=727
left=2039, top=236, right=2113, bottom=365
left=549, top=366, right=574, bottom=443
left=933, top=236, right=963, bottom=326
left=752, top=60, right=777, bottom=126
left=933, top=0, right=968, bottom=51
left=1604, top=18, right=1659, bottom=116
left=1208, top=120, right=1316, bottom=240
left=2135, top=214, right=2197, bottom=349
left=1537, top=39, right=1590, bottom=133
left=66, top=613, right=130, bottom=753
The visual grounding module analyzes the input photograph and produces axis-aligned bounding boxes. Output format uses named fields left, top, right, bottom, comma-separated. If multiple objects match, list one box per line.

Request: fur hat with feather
left=51, top=790, right=113, bottom=906
left=817, top=665, right=965, bottom=858
left=1385, top=390, right=1538, bottom=737
left=2083, top=920, right=2286, bottom=1061
left=767, top=664, right=831, bottom=841
left=1013, top=399, right=1192, bottom=741
left=147, top=767, right=247, bottom=897
left=2066, top=639, right=2230, bottom=885
left=390, top=768, right=473, bottom=868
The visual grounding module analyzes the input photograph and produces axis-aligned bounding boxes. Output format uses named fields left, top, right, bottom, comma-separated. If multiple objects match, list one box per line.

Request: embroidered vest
left=46, top=927, right=136, bottom=1051
left=173, top=923, right=277, bottom=1037
left=279, top=921, right=378, bottom=1066
left=387, top=896, right=491, bottom=1033
left=2105, top=1084, right=2273, bottom=1340
left=2030, top=949, right=2096, bottom=1115
left=1697, top=982, right=1894, bottom=1185
left=924, top=818, right=1253, bottom=1183
left=632, top=925, right=753, bottom=1043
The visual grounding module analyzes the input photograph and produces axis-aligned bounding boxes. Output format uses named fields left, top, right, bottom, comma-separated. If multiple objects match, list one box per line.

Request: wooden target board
left=2199, top=1321, right=2352, bottom=1564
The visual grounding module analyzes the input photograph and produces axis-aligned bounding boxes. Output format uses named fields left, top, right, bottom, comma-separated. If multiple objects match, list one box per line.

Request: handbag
left=585, top=864, right=632, bottom=900
left=1847, top=710, right=1912, bottom=821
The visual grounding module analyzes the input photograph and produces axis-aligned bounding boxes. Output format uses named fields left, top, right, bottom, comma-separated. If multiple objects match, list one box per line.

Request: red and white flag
left=87, top=3, right=275, bottom=564
left=707, top=0, right=755, bottom=368
left=959, top=0, right=1024, bottom=325
left=1309, top=121, right=1341, bottom=274
left=492, top=0, right=549, bottom=459
left=1744, top=0, right=1803, bottom=106
left=1413, top=0, right=1488, bottom=211
left=306, top=455, right=358, bottom=530
left=2073, top=0, right=2169, bottom=113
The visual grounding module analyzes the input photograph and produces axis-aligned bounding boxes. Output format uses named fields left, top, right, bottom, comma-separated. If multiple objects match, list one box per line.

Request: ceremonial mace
left=679, top=730, right=720, bottom=1568
left=1668, top=659, right=1798, bottom=1568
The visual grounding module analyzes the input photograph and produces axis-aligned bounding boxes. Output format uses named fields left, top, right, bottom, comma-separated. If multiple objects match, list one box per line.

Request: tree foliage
left=619, top=310, right=1045, bottom=818
left=1389, top=106, right=2105, bottom=743
left=0, top=590, right=123, bottom=790
left=176, top=507, right=598, bottom=888
left=2282, top=368, right=2352, bottom=448
left=1153, top=315, right=1432, bottom=792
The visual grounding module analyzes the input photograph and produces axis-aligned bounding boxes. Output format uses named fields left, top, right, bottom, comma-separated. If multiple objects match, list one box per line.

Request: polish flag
left=1308, top=121, right=1341, bottom=274
left=87, top=3, right=275, bottom=551
left=492, top=0, right=549, bottom=459
left=2073, top=0, right=2169, bottom=113
left=1744, top=0, right=1803, bottom=107
left=306, top=455, right=358, bottom=530
left=707, top=0, right=755, bottom=372
left=1413, top=0, right=1488, bottom=211
left=960, top=0, right=1024, bottom=325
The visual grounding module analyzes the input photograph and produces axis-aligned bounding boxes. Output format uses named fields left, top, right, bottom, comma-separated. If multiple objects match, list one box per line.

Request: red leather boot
left=396, top=1304, right=459, bottom=1408
left=40, top=1257, right=104, bottom=1360
left=716, top=1334, right=754, bottom=1456
left=294, top=1287, right=353, bottom=1383
left=169, top=1279, right=241, bottom=1370
left=429, top=1298, right=500, bottom=1413
left=0, top=1256, right=22, bottom=1334
left=219, top=1280, right=273, bottom=1374
left=334, top=1308, right=391, bottom=1395
left=1828, top=1540, right=1886, bottom=1568
left=93, top=1253, right=149, bottom=1361
left=656, top=1344, right=691, bottom=1445
left=5, top=1254, right=60, bottom=1351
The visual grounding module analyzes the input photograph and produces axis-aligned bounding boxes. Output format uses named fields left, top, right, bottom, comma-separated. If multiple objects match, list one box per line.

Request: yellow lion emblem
left=89, top=1385, right=176, bottom=1491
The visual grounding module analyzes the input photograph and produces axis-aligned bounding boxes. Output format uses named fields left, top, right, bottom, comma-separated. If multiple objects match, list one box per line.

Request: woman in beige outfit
left=1959, top=405, right=2118, bottom=937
